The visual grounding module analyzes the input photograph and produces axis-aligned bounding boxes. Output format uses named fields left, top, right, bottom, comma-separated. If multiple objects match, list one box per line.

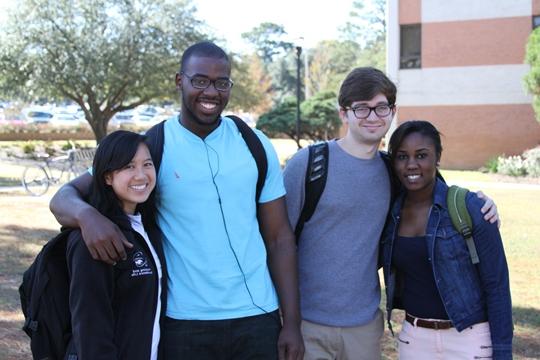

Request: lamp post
left=295, top=45, right=302, bottom=148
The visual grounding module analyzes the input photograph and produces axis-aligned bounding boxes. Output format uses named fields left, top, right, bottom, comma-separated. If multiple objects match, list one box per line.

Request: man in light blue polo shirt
left=158, top=115, right=284, bottom=321
left=50, top=41, right=304, bottom=360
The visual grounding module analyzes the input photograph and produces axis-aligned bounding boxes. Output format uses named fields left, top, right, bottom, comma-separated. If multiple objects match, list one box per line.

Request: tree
left=228, top=53, right=273, bottom=114
left=300, top=91, right=341, bottom=140
left=339, top=0, right=386, bottom=70
left=307, top=40, right=361, bottom=96
left=257, top=98, right=299, bottom=146
left=256, top=92, right=340, bottom=148
left=341, top=0, right=386, bottom=46
left=241, top=23, right=293, bottom=65
left=271, top=54, right=302, bottom=104
left=0, top=0, right=206, bottom=141
left=354, top=38, right=386, bottom=70
left=242, top=22, right=300, bottom=104
left=525, top=27, right=540, bottom=123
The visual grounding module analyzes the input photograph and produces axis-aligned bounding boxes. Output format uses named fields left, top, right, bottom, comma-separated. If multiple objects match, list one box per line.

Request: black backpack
left=145, top=115, right=268, bottom=203
left=293, top=142, right=400, bottom=240
left=19, top=230, right=73, bottom=360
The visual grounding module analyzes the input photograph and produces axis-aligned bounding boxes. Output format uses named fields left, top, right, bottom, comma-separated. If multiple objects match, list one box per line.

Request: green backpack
left=447, top=185, right=480, bottom=264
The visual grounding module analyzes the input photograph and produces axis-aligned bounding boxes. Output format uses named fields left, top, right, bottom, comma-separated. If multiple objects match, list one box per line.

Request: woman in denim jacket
left=381, top=120, right=512, bottom=359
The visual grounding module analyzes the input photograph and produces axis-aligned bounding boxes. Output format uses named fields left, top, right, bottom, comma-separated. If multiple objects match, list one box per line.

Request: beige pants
left=301, top=309, right=384, bottom=360
left=398, top=320, right=493, bottom=360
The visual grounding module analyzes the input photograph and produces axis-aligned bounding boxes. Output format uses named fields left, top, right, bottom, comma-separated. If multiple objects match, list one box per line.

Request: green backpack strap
left=447, top=185, right=480, bottom=264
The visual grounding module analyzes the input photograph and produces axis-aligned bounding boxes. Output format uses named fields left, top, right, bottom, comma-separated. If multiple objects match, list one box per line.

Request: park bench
left=67, top=148, right=96, bottom=171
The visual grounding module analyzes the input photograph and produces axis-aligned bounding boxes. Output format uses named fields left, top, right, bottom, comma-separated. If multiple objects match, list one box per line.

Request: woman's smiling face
left=393, top=132, right=439, bottom=193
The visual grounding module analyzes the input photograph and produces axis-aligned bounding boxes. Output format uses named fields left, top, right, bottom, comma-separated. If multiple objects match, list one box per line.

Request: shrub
left=61, top=140, right=79, bottom=151
left=44, top=142, right=56, bottom=156
left=22, top=141, right=36, bottom=154
left=523, top=148, right=540, bottom=177
left=483, top=157, right=499, bottom=173
left=497, top=155, right=527, bottom=177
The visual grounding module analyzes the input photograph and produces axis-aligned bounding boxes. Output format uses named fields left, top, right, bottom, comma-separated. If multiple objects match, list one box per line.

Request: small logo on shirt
left=174, top=171, right=180, bottom=179
left=131, top=251, right=153, bottom=277
left=133, top=251, right=148, bottom=268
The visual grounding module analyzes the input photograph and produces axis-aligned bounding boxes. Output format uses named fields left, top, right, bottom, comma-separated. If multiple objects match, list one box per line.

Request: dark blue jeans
left=161, top=310, right=281, bottom=360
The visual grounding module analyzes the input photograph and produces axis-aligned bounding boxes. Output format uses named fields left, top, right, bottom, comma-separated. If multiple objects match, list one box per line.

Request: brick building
left=386, top=0, right=540, bottom=169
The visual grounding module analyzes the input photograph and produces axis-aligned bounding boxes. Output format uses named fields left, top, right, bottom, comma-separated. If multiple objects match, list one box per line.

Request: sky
left=194, top=0, right=355, bottom=52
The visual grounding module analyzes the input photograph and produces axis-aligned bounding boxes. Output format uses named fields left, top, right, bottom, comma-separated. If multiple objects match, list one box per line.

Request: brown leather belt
left=405, top=313, right=453, bottom=330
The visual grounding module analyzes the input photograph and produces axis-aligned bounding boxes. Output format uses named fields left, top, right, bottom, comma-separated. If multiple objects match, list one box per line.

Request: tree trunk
left=93, top=124, right=108, bottom=143
left=87, top=112, right=111, bottom=143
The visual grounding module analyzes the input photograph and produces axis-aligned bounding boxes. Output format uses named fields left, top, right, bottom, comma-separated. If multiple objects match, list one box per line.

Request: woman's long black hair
left=89, top=130, right=157, bottom=229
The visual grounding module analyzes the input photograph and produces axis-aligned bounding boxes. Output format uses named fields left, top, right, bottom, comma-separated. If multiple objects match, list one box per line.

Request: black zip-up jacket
left=64, top=218, right=167, bottom=360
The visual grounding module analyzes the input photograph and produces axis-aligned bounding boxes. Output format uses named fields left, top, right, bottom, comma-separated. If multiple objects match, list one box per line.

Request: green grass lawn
left=1, top=140, right=539, bottom=359
left=441, top=169, right=496, bottom=182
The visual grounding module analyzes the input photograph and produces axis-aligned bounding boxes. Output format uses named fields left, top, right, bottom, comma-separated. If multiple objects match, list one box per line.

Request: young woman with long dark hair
left=64, top=130, right=166, bottom=360
left=382, top=120, right=512, bottom=359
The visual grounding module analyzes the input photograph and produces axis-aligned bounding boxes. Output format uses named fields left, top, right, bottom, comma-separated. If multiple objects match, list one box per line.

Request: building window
left=533, top=16, right=540, bottom=29
left=400, top=24, right=421, bottom=69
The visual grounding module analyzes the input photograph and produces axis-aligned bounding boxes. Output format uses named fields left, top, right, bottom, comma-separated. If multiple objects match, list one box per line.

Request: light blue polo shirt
left=156, top=116, right=284, bottom=320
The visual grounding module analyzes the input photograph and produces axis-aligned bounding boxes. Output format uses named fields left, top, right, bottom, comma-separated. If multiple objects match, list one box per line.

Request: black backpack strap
left=228, top=115, right=268, bottom=203
left=294, top=142, right=329, bottom=241
left=380, top=151, right=401, bottom=205
left=145, top=119, right=167, bottom=176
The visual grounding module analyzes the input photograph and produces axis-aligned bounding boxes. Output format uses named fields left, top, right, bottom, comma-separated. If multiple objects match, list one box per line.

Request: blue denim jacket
left=381, top=179, right=513, bottom=359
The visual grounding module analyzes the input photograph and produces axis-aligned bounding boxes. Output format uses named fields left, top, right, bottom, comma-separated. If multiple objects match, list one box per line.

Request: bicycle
left=21, top=148, right=95, bottom=196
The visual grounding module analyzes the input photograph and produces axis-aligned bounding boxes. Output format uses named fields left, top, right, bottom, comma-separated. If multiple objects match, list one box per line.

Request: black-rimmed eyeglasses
left=345, top=104, right=395, bottom=119
left=182, top=72, right=234, bottom=92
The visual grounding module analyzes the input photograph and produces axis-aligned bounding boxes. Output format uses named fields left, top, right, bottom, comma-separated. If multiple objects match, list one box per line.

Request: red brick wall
left=399, top=0, right=421, bottom=24
left=422, top=17, right=532, bottom=67
left=397, top=104, right=540, bottom=169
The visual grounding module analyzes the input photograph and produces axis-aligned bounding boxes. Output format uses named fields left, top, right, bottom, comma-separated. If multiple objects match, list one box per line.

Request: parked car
left=109, top=106, right=164, bottom=127
left=49, top=112, right=83, bottom=127
left=22, top=108, right=54, bottom=124
left=109, top=110, right=138, bottom=127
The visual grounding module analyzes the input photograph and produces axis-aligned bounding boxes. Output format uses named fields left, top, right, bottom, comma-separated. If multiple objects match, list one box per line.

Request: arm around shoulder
left=49, top=172, right=131, bottom=264
left=475, top=190, right=500, bottom=226
left=49, top=172, right=93, bottom=228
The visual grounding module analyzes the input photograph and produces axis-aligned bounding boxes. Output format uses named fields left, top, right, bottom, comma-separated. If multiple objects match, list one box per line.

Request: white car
left=49, top=112, right=83, bottom=127
left=110, top=110, right=137, bottom=127
left=110, top=106, right=165, bottom=127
